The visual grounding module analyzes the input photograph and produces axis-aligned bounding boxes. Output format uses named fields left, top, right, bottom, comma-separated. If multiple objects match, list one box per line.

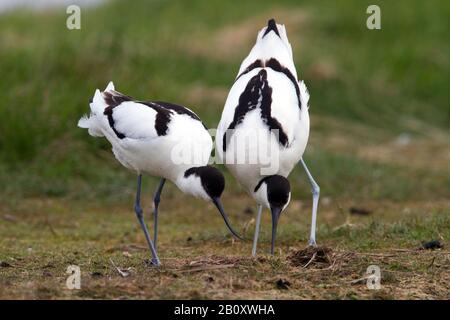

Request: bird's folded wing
left=108, top=100, right=160, bottom=140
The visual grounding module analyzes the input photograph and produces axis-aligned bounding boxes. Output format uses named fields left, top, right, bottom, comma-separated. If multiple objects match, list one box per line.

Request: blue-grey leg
left=134, top=174, right=160, bottom=266
left=152, top=178, right=166, bottom=250
left=252, top=204, right=263, bottom=256
left=299, top=158, right=320, bottom=246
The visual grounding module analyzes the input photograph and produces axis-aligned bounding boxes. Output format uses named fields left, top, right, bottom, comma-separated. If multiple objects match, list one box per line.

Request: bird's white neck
left=252, top=183, right=270, bottom=209
left=175, top=172, right=209, bottom=201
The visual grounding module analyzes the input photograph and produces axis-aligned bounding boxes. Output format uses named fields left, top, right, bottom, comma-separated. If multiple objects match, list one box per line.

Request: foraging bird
left=216, top=19, right=320, bottom=255
left=78, top=82, right=243, bottom=266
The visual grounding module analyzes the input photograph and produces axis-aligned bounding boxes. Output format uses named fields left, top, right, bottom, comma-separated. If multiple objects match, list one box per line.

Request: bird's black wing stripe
left=266, top=58, right=301, bottom=110
left=258, top=70, right=289, bottom=148
left=235, top=59, right=301, bottom=110
left=152, top=101, right=200, bottom=121
left=223, top=70, right=265, bottom=151
left=103, top=91, right=172, bottom=137
left=103, top=91, right=207, bottom=138
left=235, top=59, right=263, bottom=81
left=151, top=101, right=208, bottom=130
left=103, top=91, right=133, bottom=139
left=103, top=90, right=133, bottom=108
left=223, top=69, right=289, bottom=152
left=141, top=101, right=208, bottom=135
left=137, top=102, right=173, bottom=136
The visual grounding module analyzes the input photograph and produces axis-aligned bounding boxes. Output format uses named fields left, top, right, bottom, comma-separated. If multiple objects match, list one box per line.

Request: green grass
left=0, top=0, right=449, bottom=204
left=0, top=0, right=449, bottom=299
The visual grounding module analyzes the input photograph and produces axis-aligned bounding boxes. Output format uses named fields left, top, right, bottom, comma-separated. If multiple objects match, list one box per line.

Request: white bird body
left=216, top=18, right=319, bottom=255
left=79, top=82, right=244, bottom=265
left=79, top=82, right=212, bottom=199
left=216, top=21, right=310, bottom=208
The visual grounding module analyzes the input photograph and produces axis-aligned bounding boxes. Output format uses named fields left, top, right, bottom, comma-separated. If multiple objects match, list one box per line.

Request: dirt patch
left=1, top=198, right=449, bottom=299
left=349, top=207, right=372, bottom=216
left=164, top=255, right=266, bottom=271
left=0, top=261, right=13, bottom=268
left=275, top=278, right=291, bottom=290
left=288, top=246, right=333, bottom=268
left=421, top=240, right=443, bottom=250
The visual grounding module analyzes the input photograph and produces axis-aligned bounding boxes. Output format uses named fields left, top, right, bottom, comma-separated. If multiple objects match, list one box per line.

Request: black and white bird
left=216, top=19, right=320, bottom=255
left=78, top=82, right=243, bottom=266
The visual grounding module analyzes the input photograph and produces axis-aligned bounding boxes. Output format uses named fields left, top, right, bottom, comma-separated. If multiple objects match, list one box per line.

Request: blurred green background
left=0, top=0, right=449, bottom=206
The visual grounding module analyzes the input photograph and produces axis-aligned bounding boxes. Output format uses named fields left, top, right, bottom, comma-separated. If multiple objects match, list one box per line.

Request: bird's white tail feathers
left=299, top=80, right=310, bottom=109
left=77, top=81, right=115, bottom=137
left=77, top=115, right=91, bottom=129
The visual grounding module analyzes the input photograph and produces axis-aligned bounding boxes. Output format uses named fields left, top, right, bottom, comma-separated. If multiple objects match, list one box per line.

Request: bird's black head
left=267, top=175, right=291, bottom=209
left=184, top=165, right=225, bottom=199
left=254, top=175, right=291, bottom=211
left=254, top=175, right=291, bottom=254
left=184, top=166, right=243, bottom=240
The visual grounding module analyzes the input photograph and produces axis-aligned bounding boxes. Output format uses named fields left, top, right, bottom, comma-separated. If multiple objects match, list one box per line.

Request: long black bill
left=212, top=197, right=245, bottom=241
left=270, top=206, right=282, bottom=255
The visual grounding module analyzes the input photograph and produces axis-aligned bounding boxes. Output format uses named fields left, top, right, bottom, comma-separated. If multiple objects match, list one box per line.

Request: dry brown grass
left=1, top=196, right=448, bottom=300
left=2, top=244, right=448, bottom=300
